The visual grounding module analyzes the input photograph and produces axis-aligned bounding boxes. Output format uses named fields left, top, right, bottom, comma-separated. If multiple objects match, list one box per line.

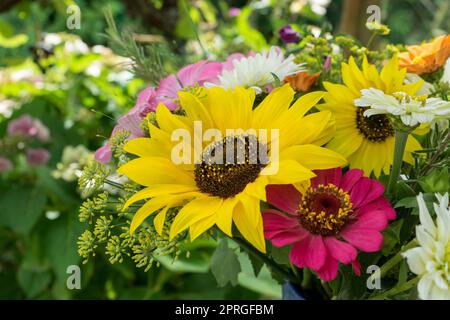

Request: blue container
left=282, top=282, right=305, bottom=300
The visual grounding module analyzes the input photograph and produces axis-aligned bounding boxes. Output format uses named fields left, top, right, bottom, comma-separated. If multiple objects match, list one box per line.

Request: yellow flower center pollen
left=194, top=135, right=267, bottom=199
left=298, top=184, right=353, bottom=236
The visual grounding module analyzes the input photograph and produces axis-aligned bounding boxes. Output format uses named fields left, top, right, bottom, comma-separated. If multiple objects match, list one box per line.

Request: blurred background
left=0, top=0, right=448, bottom=299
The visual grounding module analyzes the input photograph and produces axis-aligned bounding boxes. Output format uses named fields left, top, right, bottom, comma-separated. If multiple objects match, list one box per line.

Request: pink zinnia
left=263, top=168, right=395, bottom=282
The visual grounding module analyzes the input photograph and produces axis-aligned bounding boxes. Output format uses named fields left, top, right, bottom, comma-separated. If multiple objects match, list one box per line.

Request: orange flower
left=283, top=71, right=321, bottom=92
left=399, top=35, right=450, bottom=75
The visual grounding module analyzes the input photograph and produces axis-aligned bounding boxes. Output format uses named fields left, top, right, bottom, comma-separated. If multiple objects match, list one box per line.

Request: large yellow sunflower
left=318, top=55, right=425, bottom=177
left=118, top=84, right=346, bottom=252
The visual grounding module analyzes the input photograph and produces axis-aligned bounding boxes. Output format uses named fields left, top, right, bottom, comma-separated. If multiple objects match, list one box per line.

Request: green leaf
left=17, top=262, right=52, bottom=299
left=210, top=239, right=241, bottom=287
left=270, top=244, right=291, bottom=265
left=0, top=186, right=46, bottom=235
left=381, top=219, right=404, bottom=256
left=43, top=212, right=85, bottom=291
left=395, top=193, right=435, bottom=215
left=236, top=250, right=281, bottom=298
left=158, top=250, right=211, bottom=273
left=418, top=168, right=450, bottom=193
left=236, top=7, right=267, bottom=51
left=246, top=251, right=264, bottom=277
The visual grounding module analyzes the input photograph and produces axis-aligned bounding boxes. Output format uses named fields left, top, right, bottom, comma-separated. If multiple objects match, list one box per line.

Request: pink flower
left=7, top=115, right=50, bottom=142
left=95, top=87, right=158, bottom=163
left=228, top=7, right=241, bottom=17
left=26, top=148, right=50, bottom=166
left=156, top=60, right=222, bottom=110
left=0, top=157, right=12, bottom=172
left=95, top=61, right=223, bottom=164
left=263, top=168, right=395, bottom=282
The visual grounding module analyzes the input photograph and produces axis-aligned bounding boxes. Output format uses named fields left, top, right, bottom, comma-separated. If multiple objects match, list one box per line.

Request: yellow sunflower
left=118, top=84, right=346, bottom=252
left=318, top=55, right=425, bottom=177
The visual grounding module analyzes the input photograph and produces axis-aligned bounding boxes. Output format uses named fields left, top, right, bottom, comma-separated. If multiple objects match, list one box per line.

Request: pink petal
left=316, top=254, right=339, bottom=282
left=268, top=227, right=309, bottom=247
left=311, top=168, right=342, bottom=188
left=156, top=75, right=180, bottom=110
left=289, top=234, right=327, bottom=270
left=324, top=237, right=357, bottom=264
left=351, top=260, right=361, bottom=276
left=350, top=178, right=385, bottom=208
left=340, top=227, right=384, bottom=252
left=360, top=197, right=396, bottom=220
left=95, top=144, right=112, bottom=163
left=265, top=184, right=301, bottom=214
left=263, top=209, right=299, bottom=232
left=117, top=113, right=145, bottom=138
left=340, top=169, right=364, bottom=192
left=351, top=209, right=388, bottom=231
left=348, top=177, right=372, bottom=208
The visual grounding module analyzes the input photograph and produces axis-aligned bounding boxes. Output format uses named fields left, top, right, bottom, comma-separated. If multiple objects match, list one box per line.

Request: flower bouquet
left=77, top=19, right=450, bottom=300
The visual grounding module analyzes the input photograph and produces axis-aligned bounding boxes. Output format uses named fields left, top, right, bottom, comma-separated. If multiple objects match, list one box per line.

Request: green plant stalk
left=369, top=277, right=420, bottom=300
left=387, top=130, right=409, bottom=195
left=226, top=235, right=298, bottom=285
left=380, top=239, right=417, bottom=278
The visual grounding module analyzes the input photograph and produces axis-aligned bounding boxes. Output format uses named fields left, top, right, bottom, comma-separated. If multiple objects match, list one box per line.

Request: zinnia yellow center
left=194, top=134, right=267, bottom=198
left=298, top=184, right=353, bottom=236
left=356, top=107, right=394, bottom=142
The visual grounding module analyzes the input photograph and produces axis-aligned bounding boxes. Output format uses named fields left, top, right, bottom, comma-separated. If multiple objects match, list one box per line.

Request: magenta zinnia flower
left=263, top=168, right=395, bottom=281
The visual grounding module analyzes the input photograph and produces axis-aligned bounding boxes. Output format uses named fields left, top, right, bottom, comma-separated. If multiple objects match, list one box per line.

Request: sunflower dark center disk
left=356, top=107, right=394, bottom=142
left=194, top=135, right=268, bottom=199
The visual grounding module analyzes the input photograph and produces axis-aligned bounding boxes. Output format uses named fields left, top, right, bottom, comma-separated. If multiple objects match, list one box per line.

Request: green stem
left=380, top=239, right=417, bottom=278
left=227, top=235, right=298, bottom=285
left=387, top=130, right=409, bottom=195
left=369, top=277, right=420, bottom=300
left=366, top=32, right=377, bottom=50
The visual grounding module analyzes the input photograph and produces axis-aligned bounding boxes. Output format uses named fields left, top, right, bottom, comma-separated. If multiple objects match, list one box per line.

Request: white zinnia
left=354, top=88, right=450, bottom=127
left=209, top=46, right=304, bottom=94
left=442, top=58, right=450, bottom=84
left=402, top=193, right=450, bottom=300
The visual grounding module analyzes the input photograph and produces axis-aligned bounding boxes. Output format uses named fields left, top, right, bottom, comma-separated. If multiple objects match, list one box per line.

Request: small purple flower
left=0, top=157, right=12, bottom=172
left=228, top=7, right=241, bottom=17
left=279, top=25, right=300, bottom=44
left=26, top=148, right=50, bottom=166
left=7, top=115, right=50, bottom=142
left=323, top=56, right=332, bottom=72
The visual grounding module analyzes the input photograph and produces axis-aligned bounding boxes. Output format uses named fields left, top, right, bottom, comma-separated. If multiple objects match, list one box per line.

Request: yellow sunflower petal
left=124, top=137, right=167, bottom=158
left=189, top=214, right=218, bottom=241
left=233, top=196, right=266, bottom=253
left=252, top=84, right=294, bottom=129
left=215, top=196, right=239, bottom=237
left=178, top=91, right=214, bottom=129
left=280, top=144, right=347, bottom=170
left=154, top=206, right=170, bottom=235
left=123, top=184, right=199, bottom=210
left=265, top=159, right=316, bottom=185
left=169, top=196, right=223, bottom=240
left=243, top=175, right=268, bottom=201
left=118, top=157, right=194, bottom=187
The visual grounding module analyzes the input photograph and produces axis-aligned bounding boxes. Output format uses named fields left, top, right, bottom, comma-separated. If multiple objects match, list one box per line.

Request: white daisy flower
left=354, top=88, right=450, bottom=127
left=442, top=58, right=450, bottom=84
left=208, top=46, right=304, bottom=94
left=402, top=193, right=450, bottom=300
